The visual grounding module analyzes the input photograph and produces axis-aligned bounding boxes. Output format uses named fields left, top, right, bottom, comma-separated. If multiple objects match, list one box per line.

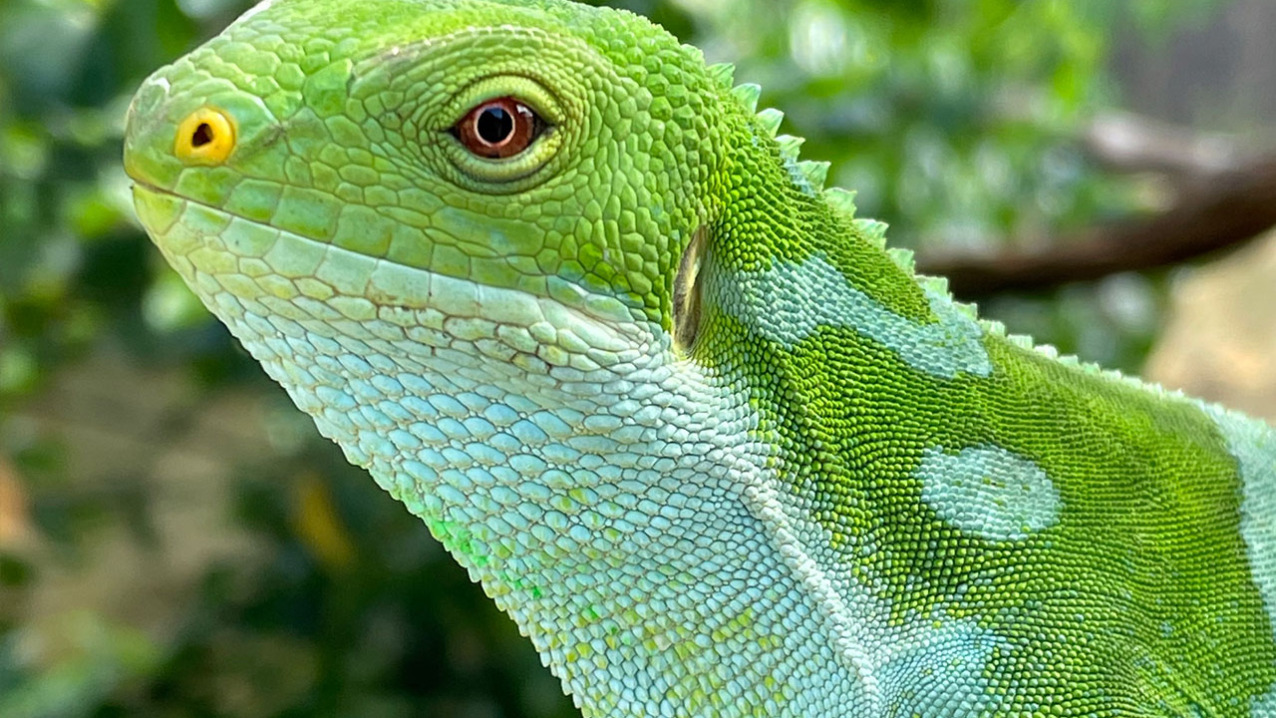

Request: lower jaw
left=131, top=183, right=650, bottom=367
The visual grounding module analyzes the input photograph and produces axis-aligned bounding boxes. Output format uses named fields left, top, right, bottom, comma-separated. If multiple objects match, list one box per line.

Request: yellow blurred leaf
left=291, top=473, right=356, bottom=571
left=0, top=452, right=30, bottom=545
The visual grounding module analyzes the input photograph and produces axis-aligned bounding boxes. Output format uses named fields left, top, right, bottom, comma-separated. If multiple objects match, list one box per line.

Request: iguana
left=122, top=0, right=1276, bottom=715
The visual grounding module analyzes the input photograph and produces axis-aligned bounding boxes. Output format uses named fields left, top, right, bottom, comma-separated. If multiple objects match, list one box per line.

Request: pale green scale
left=877, top=615, right=1005, bottom=716
left=916, top=444, right=1061, bottom=542
left=724, top=254, right=991, bottom=379
left=1208, top=406, right=1276, bottom=631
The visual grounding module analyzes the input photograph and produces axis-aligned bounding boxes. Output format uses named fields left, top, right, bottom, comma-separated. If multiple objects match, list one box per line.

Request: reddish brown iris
left=453, top=98, right=539, bottom=159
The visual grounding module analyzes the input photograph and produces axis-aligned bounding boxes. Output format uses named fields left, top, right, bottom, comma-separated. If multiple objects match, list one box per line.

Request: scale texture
left=122, top=0, right=1276, bottom=715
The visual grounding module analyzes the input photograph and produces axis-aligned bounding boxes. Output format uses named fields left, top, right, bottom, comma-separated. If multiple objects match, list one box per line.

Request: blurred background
left=2, top=0, right=1276, bottom=715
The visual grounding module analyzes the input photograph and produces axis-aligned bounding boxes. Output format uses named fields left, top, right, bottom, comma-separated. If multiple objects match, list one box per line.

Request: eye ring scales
left=453, top=97, right=541, bottom=159
left=174, top=106, right=237, bottom=164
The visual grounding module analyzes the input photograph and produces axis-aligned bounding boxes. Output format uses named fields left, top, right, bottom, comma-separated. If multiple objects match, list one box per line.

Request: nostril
left=174, top=106, right=236, bottom=164
left=191, top=122, right=214, bottom=147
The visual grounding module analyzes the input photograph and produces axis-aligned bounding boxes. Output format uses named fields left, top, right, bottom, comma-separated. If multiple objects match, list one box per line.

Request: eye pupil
left=476, top=107, right=514, bottom=145
left=453, top=97, right=544, bottom=160
left=191, top=122, right=214, bottom=147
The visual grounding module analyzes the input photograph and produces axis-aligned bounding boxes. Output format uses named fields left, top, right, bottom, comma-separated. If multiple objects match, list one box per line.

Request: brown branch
left=917, top=152, right=1276, bottom=298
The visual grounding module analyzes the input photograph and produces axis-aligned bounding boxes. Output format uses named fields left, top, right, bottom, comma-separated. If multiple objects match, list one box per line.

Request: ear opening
left=672, top=225, right=708, bottom=355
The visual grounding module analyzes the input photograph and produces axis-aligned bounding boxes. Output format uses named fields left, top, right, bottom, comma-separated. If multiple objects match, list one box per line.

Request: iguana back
left=122, top=0, right=1276, bottom=714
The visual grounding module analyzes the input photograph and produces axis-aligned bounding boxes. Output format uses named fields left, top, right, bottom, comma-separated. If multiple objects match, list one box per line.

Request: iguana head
left=124, top=0, right=737, bottom=374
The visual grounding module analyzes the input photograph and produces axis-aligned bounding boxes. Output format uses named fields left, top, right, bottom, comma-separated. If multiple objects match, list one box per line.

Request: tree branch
left=917, top=117, right=1276, bottom=298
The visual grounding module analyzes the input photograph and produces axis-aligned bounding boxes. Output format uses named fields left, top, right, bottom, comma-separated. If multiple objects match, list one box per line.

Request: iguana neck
left=163, top=217, right=880, bottom=716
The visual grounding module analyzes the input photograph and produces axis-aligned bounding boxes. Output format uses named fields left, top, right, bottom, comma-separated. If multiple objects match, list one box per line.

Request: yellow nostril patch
left=175, top=107, right=236, bottom=163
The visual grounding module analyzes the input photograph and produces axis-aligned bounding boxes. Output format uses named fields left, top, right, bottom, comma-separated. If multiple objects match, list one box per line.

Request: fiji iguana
left=122, top=0, right=1276, bottom=714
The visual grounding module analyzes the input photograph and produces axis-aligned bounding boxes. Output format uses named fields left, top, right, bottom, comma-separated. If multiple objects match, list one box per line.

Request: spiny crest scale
left=730, top=82, right=762, bottom=113
left=777, top=134, right=805, bottom=162
left=707, top=62, right=736, bottom=90
left=886, top=247, right=916, bottom=273
left=953, top=300, right=979, bottom=321
left=824, top=187, right=858, bottom=219
left=917, top=275, right=950, bottom=297
left=755, top=107, right=785, bottom=137
left=851, top=218, right=889, bottom=249
left=1009, top=334, right=1035, bottom=350
left=797, top=160, right=829, bottom=190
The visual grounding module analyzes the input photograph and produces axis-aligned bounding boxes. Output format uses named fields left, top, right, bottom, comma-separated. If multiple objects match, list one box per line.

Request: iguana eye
left=453, top=98, right=542, bottom=159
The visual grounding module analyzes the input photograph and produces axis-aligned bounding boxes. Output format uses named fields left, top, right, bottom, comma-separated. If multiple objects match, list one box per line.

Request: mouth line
left=130, top=180, right=646, bottom=354
left=131, top=179, right=247, bottom=223
left=129, top=177, right=173, bottom=197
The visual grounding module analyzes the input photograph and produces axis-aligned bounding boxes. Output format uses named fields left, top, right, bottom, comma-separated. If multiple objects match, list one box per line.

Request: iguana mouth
left=131, top=182, right=646, bottom=366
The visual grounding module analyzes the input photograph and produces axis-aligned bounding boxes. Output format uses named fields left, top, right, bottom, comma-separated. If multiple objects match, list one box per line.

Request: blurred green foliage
left=0, top=0, right=1234, bottom=715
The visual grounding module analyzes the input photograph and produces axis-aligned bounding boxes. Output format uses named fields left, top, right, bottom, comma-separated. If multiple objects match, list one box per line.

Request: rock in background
left=1146, top=232, right=1276, bottom=423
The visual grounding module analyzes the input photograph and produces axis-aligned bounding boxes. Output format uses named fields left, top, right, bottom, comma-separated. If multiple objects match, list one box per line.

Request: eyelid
left=438, top=75, right=563, bottom=132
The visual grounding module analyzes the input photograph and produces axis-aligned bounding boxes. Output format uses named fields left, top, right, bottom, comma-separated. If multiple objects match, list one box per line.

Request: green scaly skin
left=123, top=0, right=1276, bottom=715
